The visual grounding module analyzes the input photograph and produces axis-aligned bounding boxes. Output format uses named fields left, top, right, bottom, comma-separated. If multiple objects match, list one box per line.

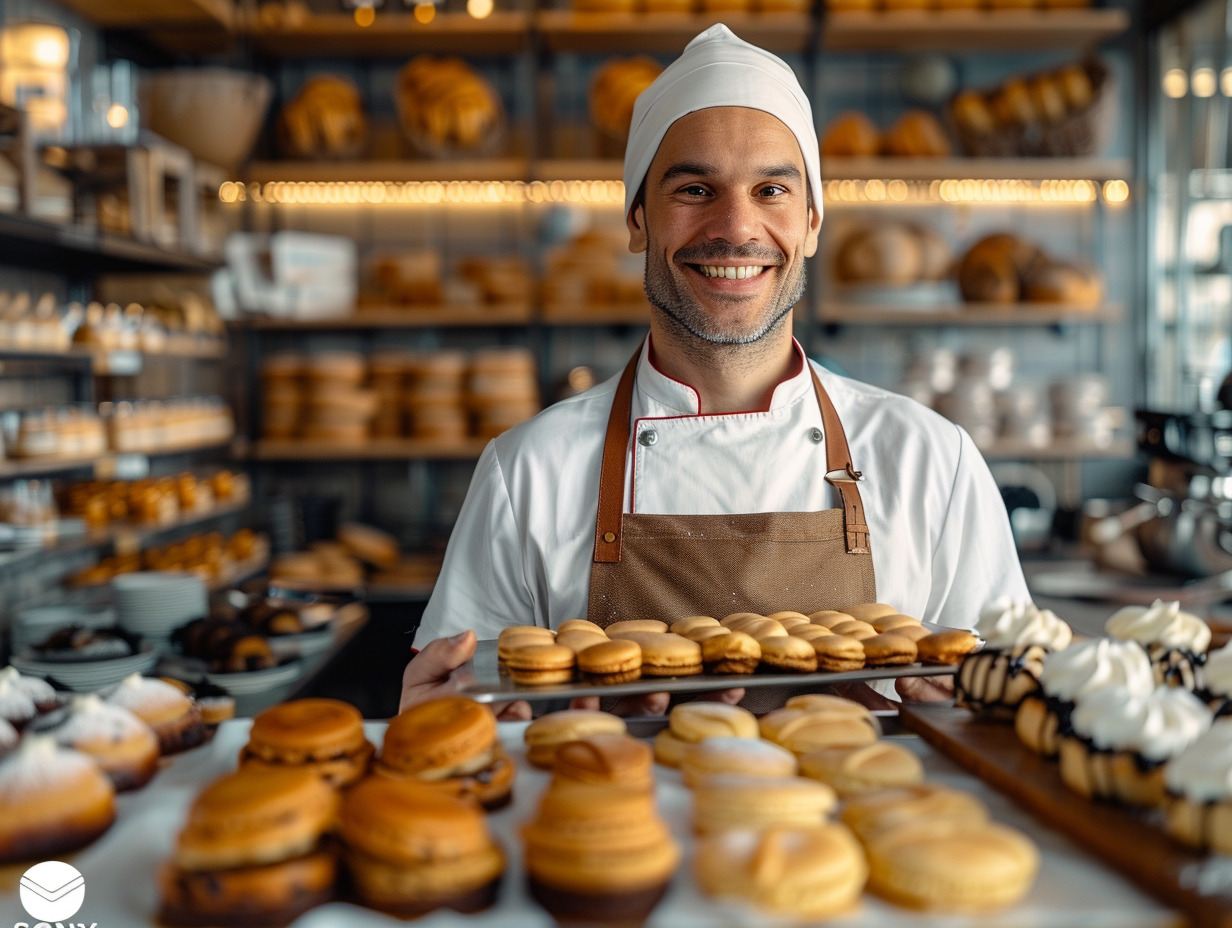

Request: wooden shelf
left=241, top=11, right=531, bottom=57
left=822, top=157, right=1132, bottom=182
left=537, top=159, right=625, bottom=182
left=0, top=454, right=110, bottom=480
left=0, top=212, right=219, bottom=275
left=536, top=11, right=815, bottom=54
left=820, top=302, right=1124, bottom=325
left=980, top=437, right=1134, bottom=461
left=823, top=8, right=1131, bottom=51
left=542, top=302, right=652, bottom=325
left=244, top=159, right=529, bottom=184
left=253, top=438, right=490, bottom=462
left=53, top=0, right=233, bottom=28
left=238, top=304, right=533, bottom=330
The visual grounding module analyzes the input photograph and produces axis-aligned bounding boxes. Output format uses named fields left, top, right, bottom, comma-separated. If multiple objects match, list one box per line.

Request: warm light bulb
left=32, top=35, right=65, bottom=67
left=354, top=5, right=376, bottom=25
left=1194, top=67, right=1217, bottom=98
left=468, top=0, right=494, bottom=17
left=414, top=2, right=436, bottom=23
left=105, top=103, right=128, bottom=129
left=1164, top=68, right=1188, bottom=98
left=1103, top=179, right=1130, bottom=204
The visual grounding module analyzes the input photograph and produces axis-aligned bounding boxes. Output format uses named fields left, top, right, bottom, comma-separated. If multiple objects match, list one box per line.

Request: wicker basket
left=948, top=58, right=1115, bottom=159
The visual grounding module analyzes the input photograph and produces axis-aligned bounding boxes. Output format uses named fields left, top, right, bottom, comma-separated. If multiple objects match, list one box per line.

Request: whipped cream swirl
left=1166, top=719, right=1232, bottom=801
left=1203, top=642, right=1232, bottom=699
left=1039, top=638, right=1154, bottom=703
left=977, top=597, right=1073, bottom=651
left=1105, top=600, right=1212, bottom=653
left=1071, top=684, right=1212, bottom=762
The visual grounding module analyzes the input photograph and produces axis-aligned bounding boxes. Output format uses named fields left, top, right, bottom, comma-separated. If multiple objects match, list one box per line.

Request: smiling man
left=400, top=25, right=1028, bottom=716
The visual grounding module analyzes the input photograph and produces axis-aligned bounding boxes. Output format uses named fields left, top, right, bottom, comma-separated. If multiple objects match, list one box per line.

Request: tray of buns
left=459, top=633, right=957, bottom=705
left=900, top=704, right=1232, bottom=928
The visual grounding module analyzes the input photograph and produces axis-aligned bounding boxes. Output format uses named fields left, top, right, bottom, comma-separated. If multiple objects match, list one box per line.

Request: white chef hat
left=622, top=23, right=822, bottom=222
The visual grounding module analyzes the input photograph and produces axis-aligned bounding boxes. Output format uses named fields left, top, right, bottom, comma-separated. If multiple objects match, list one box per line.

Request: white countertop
left=0, top=719, right=1184, bottom=928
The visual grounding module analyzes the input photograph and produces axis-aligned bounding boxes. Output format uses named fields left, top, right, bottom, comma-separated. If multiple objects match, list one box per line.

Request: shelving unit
left=0, top=436, right=237, bottom=481
left=820, top=302, right=1124, bottom=326
left=252, top=438, right=490, bottom=462
left=237, top=305, right=534, bottom=330
left=822, top=8, right=1131, bottom=51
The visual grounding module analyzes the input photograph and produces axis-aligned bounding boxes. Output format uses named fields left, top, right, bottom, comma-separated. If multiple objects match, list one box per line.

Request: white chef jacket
left=414, top=338, right=1029, bottom=648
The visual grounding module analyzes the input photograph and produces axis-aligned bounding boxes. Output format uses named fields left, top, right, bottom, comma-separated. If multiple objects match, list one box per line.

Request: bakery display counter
left=0, top=716, right=1178, bottom=928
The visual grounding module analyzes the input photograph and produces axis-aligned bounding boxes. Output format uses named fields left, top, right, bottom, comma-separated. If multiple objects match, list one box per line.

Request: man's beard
left=643, top=239, right=807, bottom=346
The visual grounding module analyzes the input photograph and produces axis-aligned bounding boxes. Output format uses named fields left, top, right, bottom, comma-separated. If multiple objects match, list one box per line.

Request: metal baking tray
left=458, top=637, right=956, bottom=705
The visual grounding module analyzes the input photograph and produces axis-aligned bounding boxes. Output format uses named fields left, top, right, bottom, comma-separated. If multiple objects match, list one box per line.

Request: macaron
left=873, top=613, right=924, bottom=633
left=861, top=633, right=919, bottom=668
left=339, top=777, right=505, bottom=917
left=701, top=630, right=760, bottom=674
left=757, top=636, right=819, bottom=673
left=576, top=638, right=643, bottom=685
left=505, top=644, right=577, bottom=685
left=829, top=620, right=878, bottom=641
left=812, top=635, right=866, bottom=672
left=670, top=616, right=720, bottom=636
left=524, top=710, right=627, bottom=769
left=605, top=619, right=668, bottom=638
left=241, top=697, right=374, bottom=788
left=799, top=741, right=926, bottom=796
left=625, top=632, right=702, bottom=677
left=555, top=630, right=610, bottom=654
left=691, top=774, right=838, bottom=834
left=552, top=734, right=654, bottom=791
left=916, top=630, right=981, bottom=664
left=843, top=603, right=900, bottom=624
left=558, top=619, right=606, bottom=636
left=809, top=610, right=855, bottom=628
left=670, top=702, right=759, bottom=741
left=759, top=705, right=879, bottom=755
left=679, top=736, right=798, bottom=787
left=377, top=697, right=514, bottom=810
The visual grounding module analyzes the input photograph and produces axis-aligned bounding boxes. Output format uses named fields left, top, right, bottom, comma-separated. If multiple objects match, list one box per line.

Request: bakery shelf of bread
left=240, top=10, right=531, bottom=57
left=54, top=0, right=233, bottom=30
left=252, top=437, right=492, bottom=462
left=820, top=301, right=1123, bottom=325
left=822, top=7, right=1129, bottom=52
left=537, top=11, right=814, bottom=54
left=821, top=155, right=1131, bottom=182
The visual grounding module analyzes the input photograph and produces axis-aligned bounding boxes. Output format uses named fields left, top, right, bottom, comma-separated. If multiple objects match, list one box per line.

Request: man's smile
left=689, top=264, right=769, bottom=280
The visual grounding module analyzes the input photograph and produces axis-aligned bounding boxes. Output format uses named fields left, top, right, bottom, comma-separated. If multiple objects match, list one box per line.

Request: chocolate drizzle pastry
left=1150, top=644, right=1203, bottom=691
left=955, top=644, right=1047, bottom=721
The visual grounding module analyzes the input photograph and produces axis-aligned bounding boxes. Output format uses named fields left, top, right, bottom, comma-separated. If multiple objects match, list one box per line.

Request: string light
left=1164, top=68, right=1188, bottom=98
left=467, top=0, right=494, bottom=17
left=353, top=5, right=376, bottom=25
left=1193, top=67, right=1217, bottom=98
left=413, top=2, right=436, bottom=23
left=820, top=177, right=1113, bottom=206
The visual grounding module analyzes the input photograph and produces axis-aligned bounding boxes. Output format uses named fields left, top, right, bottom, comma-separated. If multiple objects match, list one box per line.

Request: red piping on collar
left=642, top=335, right=808, bottom=415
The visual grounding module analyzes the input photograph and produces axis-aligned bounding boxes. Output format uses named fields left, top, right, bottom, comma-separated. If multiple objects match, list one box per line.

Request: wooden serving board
left=900, top=704, right=1232, bottom=928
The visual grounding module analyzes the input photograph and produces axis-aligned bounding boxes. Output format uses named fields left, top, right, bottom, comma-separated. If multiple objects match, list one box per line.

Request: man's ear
left=803, top=202, right=822, bottom=258
left=627, top=202, right=648, bottom=254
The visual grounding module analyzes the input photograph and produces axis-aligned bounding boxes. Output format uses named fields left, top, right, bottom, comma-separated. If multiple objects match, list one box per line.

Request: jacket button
left=638, top=429, right=658, bottom=447
left=810, top=427, right=823, bottom=443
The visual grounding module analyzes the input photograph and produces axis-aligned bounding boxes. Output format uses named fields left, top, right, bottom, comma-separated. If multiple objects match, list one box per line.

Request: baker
left=401, top=24, right=1029, bottom=717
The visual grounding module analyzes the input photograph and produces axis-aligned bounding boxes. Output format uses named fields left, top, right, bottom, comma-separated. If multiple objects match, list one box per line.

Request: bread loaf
left=279, top=76, right=365, bottom=159
left=880, top=110, right=951, bottom=157
left=397, top=56, right=502, bottom=154
left=1023, top=261, right=1104, bottom=308
left=958, top=234, right=1043, bottom=304
left=834, top=225, right=924, bottom=285
left=821, top=111, right=880, bottom=158
left=590, top=57, right=663, bottom=142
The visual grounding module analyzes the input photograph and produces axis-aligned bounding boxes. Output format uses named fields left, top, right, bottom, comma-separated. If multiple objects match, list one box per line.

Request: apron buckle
left=825, top=465, right=863, bottom=484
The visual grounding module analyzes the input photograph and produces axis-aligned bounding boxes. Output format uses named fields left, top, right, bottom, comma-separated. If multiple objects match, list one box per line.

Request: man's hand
left=895, top=673, right=955, bottom=704
left=399, top=631, right=531, bottom=720
left=568, top=688, right=745, bottom=717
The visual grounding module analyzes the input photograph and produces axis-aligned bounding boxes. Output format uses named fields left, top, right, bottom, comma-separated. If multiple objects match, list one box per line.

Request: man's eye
left=759, top=185, right=787, bottom=197
left=680, top=185, right=709, bottom=196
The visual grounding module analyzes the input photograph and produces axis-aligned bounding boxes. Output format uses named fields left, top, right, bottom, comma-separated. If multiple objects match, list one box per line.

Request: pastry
left=812, top=634, right=867, bottom=671
left=864, top=818, right=1039, bottom=912
left=553, top=734, right=654, bottom=791
left=505, top=643, right=576, bottom=685
left=337, top=521, right=399, bottom=570
left=670, top=702, right=759, bottom=741
left=377, top=696, right=514, bottom=810
left=721, top=612, right=767, bottom=629
left=340, top=777, right=504, bottom=917
left=842, top=603, right=899, bottom=624
left=523, top=709, right=627, bottom=769
left=809, top=610, right=855, bottom=628
left=1024, top=261, right=1104, bottom=308
left=576, top=639, right=642, bottom=684
left=701, top=630, right=761, bottom=674
left=1200, top=640, right=1232, bottom=710
left=1059, top=683, right=1211, bottom=807
left=1105, top=599, right=1211, bottom=689
left=497, top=627, right=556, bottom=663
left=861, top=633, right=918, bottom=666
left=759, top=704, right=879, bottom=754
left=830, top=619, right=878, bottom=640
left=558, top=619, right=606, bottom=636
left=0, top=666, right=55, bottom=728
left=0, top=735, right=116, bottom=863
left=0, top=717, right=16, bottom=755
left=33, top=694, right=159, bottom=792
left=798, top=741, right=925, bottom=795
left=397, top=56, right=502, bottom=154
left=160, top=767, right=338, bottom=927
left=691, top=774, right=837, bottom=833
left=991, top=78, right=1037, bottom=127
left=1015, top=638, right=1154, bottom=758
left=872, top=613, right=923, bottom=633
left=240, top=698, right=374, bottom=788
left=739, top=617, right=788, bottom=639
left=605, top=619, right=669, bottom=637
left=1058, top=63, right=1094, bottom=110
left=653, top=728, right=691, bottom=768
left=757, top=635, right=818, bottom=672
left=958, top=233, right=1044, bottom=304
left=1164, top=719, right=1232, bottom=854
left=278, top=75, right=366, bottom=159
left=951, top=89, right=997, bottom=136
left=821, top=111, right=880, bottom=158
left=554, top=629, right=608, bottom=654
left=916, top=630, right=980, bottom=664
left=670, top=615, right=720, bottom=636
left=622, top=632, right=702, bottom=677
left=880, top=110, right=952, bottom=157
left=955, top=598, right=1071, bottom=720
left=893, top=624, right=934, bottom=643
left=590, top=57, right=663, bottom=142
left=104, top=673, right=206, bottom=755
left=694, top=824, right=866, bottom=919
left=522, top=783, right=679, bottom=928
left=687, top=625, right=733, bottom=642
left=840, top=782, right=988, bottom=844
left=679, top=736, right=797, bottom=787
left=791, top=625, right=835, bottom=643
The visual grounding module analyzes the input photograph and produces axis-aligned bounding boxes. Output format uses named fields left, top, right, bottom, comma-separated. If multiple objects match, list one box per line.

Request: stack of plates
left=10, top=642, right=159, bottom=691
left=113, top=572, right=208, bottom=646
left=12, top=603, right=116, bottom=654
left=204, top=660, right=303, bottom=717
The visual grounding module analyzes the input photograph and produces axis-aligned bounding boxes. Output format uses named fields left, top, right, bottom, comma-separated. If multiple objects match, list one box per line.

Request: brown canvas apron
left=588, top=348, right=877, bottom=623
left=585, top=349, right=879, bottom=712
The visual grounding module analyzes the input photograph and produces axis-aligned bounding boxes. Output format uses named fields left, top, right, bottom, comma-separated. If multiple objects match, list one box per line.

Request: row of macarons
left=953, top=597, right=1232, bottom=855
left=497, top=607, right=980, bottom=683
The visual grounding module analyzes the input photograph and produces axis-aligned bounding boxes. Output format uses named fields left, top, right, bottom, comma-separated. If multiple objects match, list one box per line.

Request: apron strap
left=592, top=346, right=872, bottom=562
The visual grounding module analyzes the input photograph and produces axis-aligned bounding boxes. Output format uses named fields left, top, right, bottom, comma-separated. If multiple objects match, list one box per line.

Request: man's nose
left=701, top=194, right=759, bottom=244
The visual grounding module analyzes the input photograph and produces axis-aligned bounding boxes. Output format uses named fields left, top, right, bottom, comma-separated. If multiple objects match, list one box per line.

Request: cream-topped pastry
left=1106, top=600, right=1211, bottom=690
left=0, top=717, right=16, bottom=753
left=1059, top=684, right=1212, bottom=807
left=1015, top=639, right=1155, bottom=757
left=1164, top=720, right=1232, bottom=853
left=0, top=666, right=57, bottom=727
left=956, top=599, right=1072, bottom=721
left=977, top=597, right=1073, bottom=651
left=104, top=673, right=204, bottom=755
left=37, top=694, right=159, bottom=791
left=1200, top=641, right=1232, bottom=704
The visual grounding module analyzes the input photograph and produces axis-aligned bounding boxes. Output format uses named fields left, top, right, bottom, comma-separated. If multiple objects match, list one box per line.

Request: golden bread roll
left=1027, top=75, right=1067, bottom=124
left=821, top=111, right=881, bottom=158
left=590, top=57, right=663, bottom=142
left=950, top=90, right=997, bottom=136
left=833, top=224, right=924, bottom=285
left=279, top=75, right=365, bottom=159
left=991, top=78, right=1037, bottom=128
left=1022, top=261, right=1104, bottom=308
left=397, top=56, right=503, bottom=154
left=881, top=110, right=951, bottom=157
left=1058, top=63, right=1095, bottom=110
left=958, top=233, right=1042, bottom=304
